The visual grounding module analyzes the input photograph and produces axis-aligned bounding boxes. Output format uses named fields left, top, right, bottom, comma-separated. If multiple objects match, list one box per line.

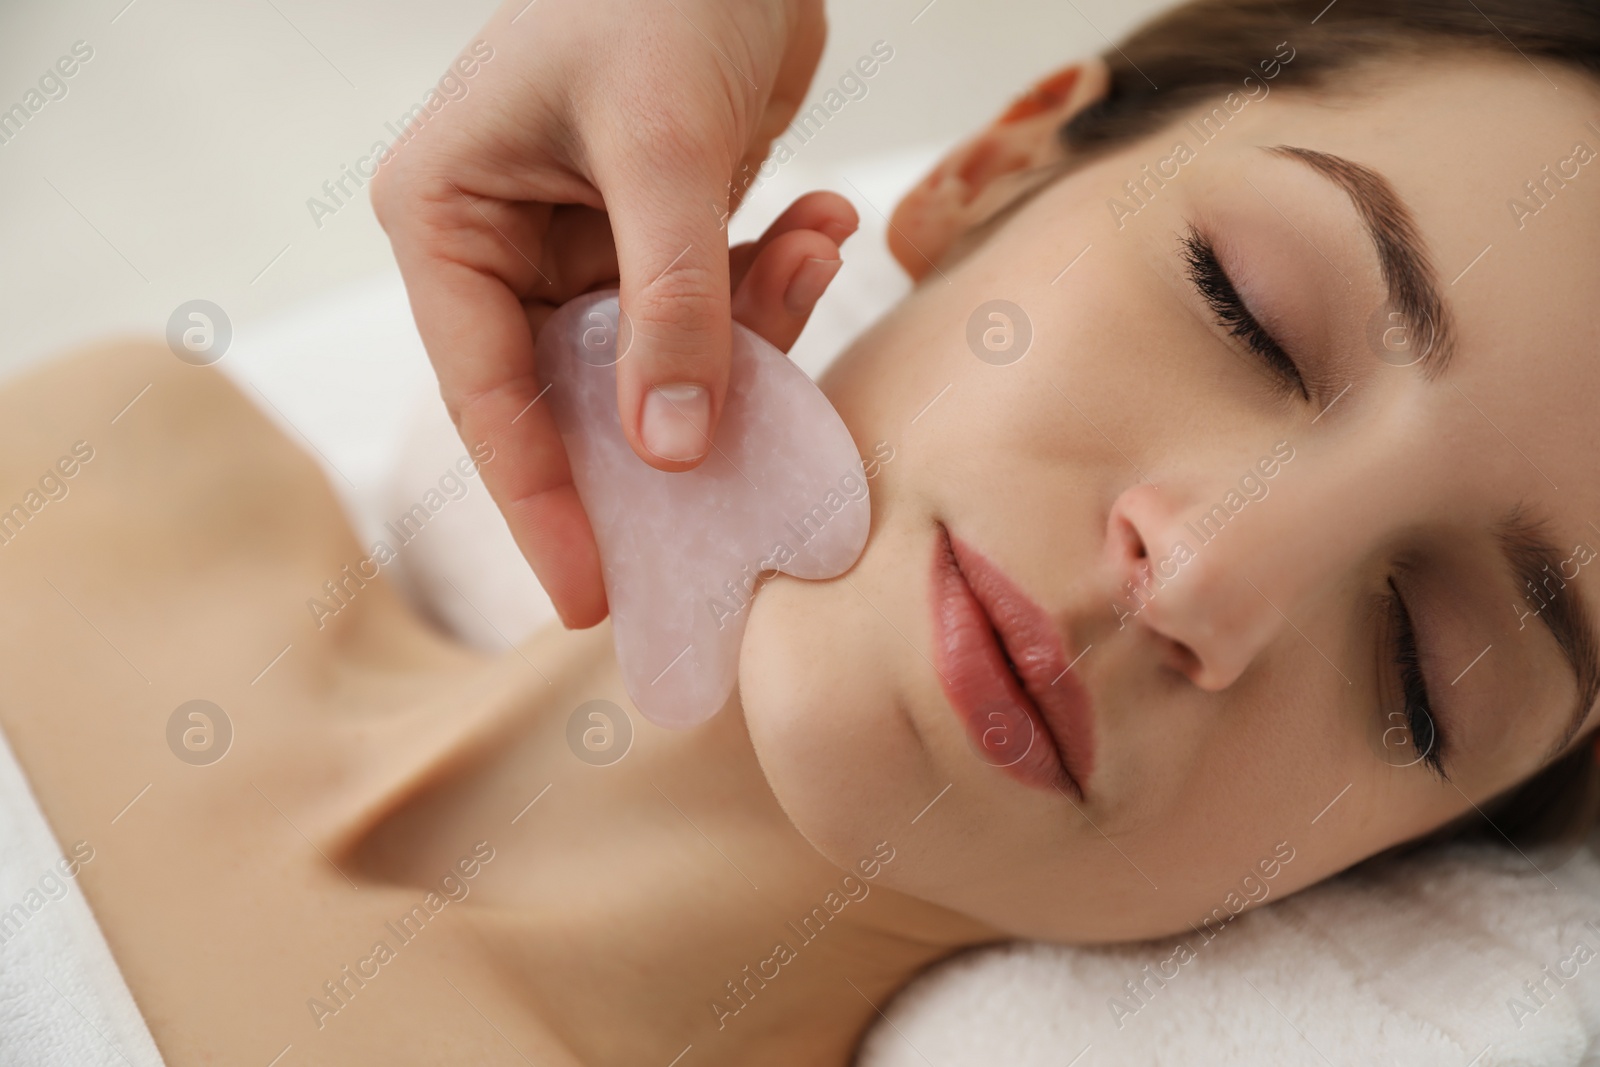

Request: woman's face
left=738, top=53, right=1600, bottom=942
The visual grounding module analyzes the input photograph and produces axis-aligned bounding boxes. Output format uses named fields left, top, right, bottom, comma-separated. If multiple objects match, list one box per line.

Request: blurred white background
left=0, top=0, right=1177, bottom=380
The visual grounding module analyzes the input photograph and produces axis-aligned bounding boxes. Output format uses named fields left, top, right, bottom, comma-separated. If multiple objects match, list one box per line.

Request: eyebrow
left=1496, top=506, right=1600, bottom=761
left=1256, top=152, right=1597, bottom=760
left=1266, top=145, right=1458, bottom=377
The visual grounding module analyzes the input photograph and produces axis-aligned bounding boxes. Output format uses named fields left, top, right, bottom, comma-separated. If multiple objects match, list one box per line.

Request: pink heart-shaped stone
left=537, top=290, right=870, bottom=728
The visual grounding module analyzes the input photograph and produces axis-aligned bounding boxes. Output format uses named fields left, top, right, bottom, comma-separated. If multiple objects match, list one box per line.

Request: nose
left=1102, top=481, right=1295, bottom=691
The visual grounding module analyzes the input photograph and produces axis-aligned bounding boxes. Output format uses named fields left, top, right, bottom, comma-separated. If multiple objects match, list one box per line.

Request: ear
left=888, top=59, right=1111, bottom=280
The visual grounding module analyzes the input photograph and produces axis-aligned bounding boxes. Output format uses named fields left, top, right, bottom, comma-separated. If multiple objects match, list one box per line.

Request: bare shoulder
left=0, top=338, right=356, bottom=571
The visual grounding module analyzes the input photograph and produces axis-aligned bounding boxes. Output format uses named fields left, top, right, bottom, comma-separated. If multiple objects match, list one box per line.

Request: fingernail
left=819, top=219, right=858, bottom=246
left=785, top=257, right=843, bottom=316
left=641, top=383, right=711, bottom=462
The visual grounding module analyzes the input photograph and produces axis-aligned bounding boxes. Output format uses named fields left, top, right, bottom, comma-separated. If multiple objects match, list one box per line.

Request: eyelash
left=1179, top=228, right=1444, bottom=778
left=1179, top=229, right=1446, bottom=778
left=1388, top=578, right=1448, bottom=780
left=1180, top=229, right=1308, bottom=400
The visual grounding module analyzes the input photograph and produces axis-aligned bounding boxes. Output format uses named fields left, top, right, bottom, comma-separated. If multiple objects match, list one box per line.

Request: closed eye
left=1388, top=578, right=1448, bottom=780
left=1180, top=227, right=1308, bottom=400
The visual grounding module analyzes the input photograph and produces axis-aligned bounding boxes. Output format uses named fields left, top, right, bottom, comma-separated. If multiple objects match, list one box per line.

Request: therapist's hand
left=371, top=0, right=832, bottom=629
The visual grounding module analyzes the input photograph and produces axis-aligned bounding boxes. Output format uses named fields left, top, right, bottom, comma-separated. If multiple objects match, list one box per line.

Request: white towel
left=0, top=729, right=166, bottom=1067
left=856, top=840, right=1600, bottom=1066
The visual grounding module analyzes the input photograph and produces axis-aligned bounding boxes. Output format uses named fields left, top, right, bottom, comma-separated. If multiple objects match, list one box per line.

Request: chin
left=738, top=562, right=934, bottom=871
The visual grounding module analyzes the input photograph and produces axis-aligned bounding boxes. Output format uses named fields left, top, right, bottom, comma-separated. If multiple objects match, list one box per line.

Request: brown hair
left=1063, top=0, right=1600, bottom=160
left=980, top=0, right=1600, bottom=849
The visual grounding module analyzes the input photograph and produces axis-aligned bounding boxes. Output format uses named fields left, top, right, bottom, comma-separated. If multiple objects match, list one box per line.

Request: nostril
left=1108, top=507, right=1148, bottom=566
left=1128, top=521, right=1148, bottom=562
left=1161, top=635, right=1203, bottom=679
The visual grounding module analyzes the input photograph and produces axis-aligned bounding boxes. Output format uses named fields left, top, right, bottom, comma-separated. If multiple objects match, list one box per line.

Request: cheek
left=738, top=515, right=932, bottom=868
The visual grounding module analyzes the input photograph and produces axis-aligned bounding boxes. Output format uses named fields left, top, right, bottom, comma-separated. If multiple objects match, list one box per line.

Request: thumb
left=598, top=147, right=734, bottom=471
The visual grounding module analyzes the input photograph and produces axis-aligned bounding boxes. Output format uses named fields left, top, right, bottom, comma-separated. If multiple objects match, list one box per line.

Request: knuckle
left=366, top=160, right=411, bottom=229
left=630, top=263, right=725, bottom=341
left=369, top=153, right=450, bottom=234
left=436, top=381, right=466, bottom=433
left=368, top=184, right=397, bottom=231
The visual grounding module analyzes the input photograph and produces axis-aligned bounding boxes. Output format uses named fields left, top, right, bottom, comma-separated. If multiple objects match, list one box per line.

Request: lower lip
left=928, top=523, right=1094, bottom=797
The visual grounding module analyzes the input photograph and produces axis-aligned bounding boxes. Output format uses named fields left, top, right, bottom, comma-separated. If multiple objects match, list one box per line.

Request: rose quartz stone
left=537, top=290, right=870, bottom=728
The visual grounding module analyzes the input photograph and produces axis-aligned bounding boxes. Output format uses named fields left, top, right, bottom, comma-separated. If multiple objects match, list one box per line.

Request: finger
left=588, top=125, right=741, bottom=472
left=446, top=264, right=609, bottom=629
left=533, top=204, right=623, bottom=300
left=729, top=190, right=859, bottom=289
left=529, top=191, right=858, bottom=352
left=388, top=223, right=609, bottom=629
left=730, top=228, right=842, bottom=353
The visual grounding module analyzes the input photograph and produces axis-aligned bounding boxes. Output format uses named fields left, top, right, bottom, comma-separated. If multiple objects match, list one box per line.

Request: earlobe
left=887, top=58, right=1111, bottom=280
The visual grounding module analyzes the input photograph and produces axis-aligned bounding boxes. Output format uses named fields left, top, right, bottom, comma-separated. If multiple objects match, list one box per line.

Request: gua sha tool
left=537, top=289, right=870, bottom=729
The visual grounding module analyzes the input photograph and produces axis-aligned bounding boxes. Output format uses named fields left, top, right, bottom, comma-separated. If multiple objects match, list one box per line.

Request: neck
left=410, top=623, right=994, bottom=1065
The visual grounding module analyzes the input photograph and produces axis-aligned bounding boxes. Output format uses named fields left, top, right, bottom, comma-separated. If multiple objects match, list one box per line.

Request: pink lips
left=929, top=522, right=1095, bottom=798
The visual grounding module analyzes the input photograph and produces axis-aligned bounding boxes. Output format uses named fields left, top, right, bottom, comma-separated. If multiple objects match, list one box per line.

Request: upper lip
left=933, top=522, right=1097, bottom=797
